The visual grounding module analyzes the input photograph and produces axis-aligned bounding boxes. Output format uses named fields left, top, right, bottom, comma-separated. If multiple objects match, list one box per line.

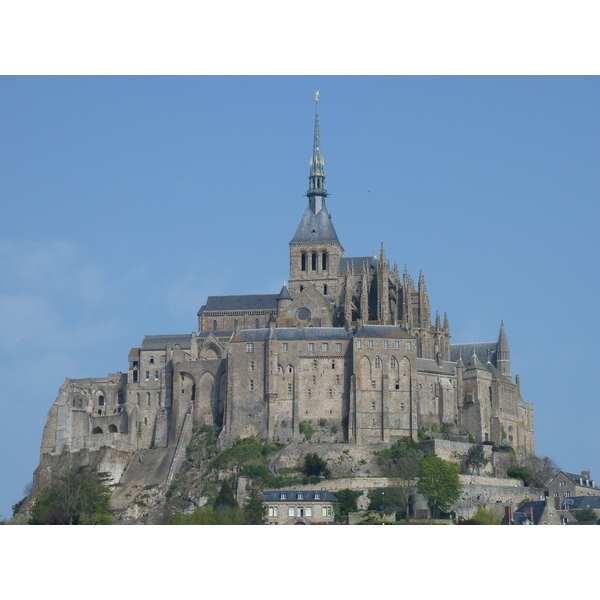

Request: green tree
left=215, top=478, right=238, bottom=510
left=302, top=452, right=328, bottom=477
left=418, top=456, right=462, bottom=516
left=30, top=466, right=113, bottom=525
left=334, top=489, right=362, bottom=523
left=571, top=508, right=598, bottom=523
left=507, top=466, right=533, bottom=486
left=367, top=487, right=406, bottom=518
left=472, top=504, right=503, bottom=525
left=244, top=486, right=267, bottom=525
left=464, top=444, right=488, bottom=475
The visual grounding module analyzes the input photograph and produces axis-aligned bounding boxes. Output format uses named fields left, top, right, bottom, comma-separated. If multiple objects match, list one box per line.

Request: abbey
left=36, top=96, right=534, bottom=479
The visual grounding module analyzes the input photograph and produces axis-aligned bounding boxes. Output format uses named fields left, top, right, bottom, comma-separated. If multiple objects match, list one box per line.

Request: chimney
left=581, top=470, right=591, bottom=480
left=524, top=506, right=534, bottom=523
left=504, top=505, right=514, bottom=525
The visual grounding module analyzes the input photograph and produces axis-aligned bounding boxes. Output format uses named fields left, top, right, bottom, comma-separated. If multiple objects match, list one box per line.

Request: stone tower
left=288, top=91, right=344, bottom=301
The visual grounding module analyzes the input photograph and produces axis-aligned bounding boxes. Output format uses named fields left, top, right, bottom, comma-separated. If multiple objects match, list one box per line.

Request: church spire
left=307, top=90, right=327, bottom=202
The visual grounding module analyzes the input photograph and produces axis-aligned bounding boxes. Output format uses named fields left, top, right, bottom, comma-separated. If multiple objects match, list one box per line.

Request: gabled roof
left=234, top=327, right=354, bottom=342
left=563, top=496, right=600, bottom=511
left=552, top=471, right=599, bottom=490
left=141, top=335, right=192, bottom=351
left=451, top=342, right=496, bottom=365
left=512, top=501, right=546, bottom=525
left=339, top=256, right=378, bottom=273
left=355, top=324, right=412, bottom=339
left=198, top=294, right=279, bottom=313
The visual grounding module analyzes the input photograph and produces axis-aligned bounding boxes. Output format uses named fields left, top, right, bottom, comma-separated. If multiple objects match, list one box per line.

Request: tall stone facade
left=34, top=96, right=534, bottom=490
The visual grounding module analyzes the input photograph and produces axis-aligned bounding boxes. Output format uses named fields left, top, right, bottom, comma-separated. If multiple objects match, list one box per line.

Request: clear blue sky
left=1, top=75, right=599, bottom=519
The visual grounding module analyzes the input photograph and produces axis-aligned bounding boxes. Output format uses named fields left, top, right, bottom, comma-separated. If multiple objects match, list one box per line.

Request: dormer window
left=280, top=493, right=286, bottom=500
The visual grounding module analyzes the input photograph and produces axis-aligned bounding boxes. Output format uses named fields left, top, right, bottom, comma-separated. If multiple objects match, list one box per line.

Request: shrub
left=302, top=452, right=329, bottom=477
left=299, top=421, right=315, bottom=441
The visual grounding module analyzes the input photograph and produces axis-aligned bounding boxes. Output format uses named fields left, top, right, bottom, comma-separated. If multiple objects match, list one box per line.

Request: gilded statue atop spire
left=313, top=90, right=320, bottom=101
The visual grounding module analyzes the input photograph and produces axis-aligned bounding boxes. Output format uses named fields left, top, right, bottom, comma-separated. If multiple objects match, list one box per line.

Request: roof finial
left=307, top=91, right=327, bottom=201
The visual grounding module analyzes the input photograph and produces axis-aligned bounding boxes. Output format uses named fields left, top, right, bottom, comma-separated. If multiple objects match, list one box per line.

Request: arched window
left=98, top=395, right=105, bottom=406
left=108, top=424, right=118, bottom=433
left=322, top=251, right=328, bottom=270
left=301, top=252, right=307, bottom=271
left=311, top=252, right=317, bottom=271
left=117, top=391, right=124, bottom=405
left=92, top=427, right=103, bottom=434
left=374, top=356, right=381, bottom=369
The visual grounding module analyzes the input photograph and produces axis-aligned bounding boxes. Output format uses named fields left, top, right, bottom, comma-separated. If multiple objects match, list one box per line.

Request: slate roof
left=198, top=294, right=279, bottom=314
left=416, top=358, right=457, bottom=374
left=355, top=324, right=413, bottom=339
left=290, top=204, right=340, bottom=244
left=557, top=472, right=599, bottom=490
left=141, top=335, right=192, bottom=351
left=234, top=327, right=354, bottom=342
left=263, top=490, right=339, bottom=503
left=339, top=256, right=379, bottom=273
left=512, top=501, right=546, bottom=525
left=450, top=342, right=497, bottom=365
left=563, top=496, right=600, bottom=511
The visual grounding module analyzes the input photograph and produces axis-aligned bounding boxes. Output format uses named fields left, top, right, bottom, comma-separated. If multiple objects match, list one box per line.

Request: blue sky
left=1, top=75, right=599, bottom=519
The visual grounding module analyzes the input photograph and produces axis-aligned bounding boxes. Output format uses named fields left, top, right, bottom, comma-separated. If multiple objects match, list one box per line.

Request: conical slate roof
left=290, top=204, right=340, bottom=243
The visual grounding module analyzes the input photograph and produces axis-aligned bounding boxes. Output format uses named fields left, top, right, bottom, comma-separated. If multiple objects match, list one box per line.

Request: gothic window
left=301, top=252, right=307, bottom=271
left=311, top=252, right=317, bottom=271
left=322, top=252, right=328, bottom=271
left=374, top=356, right=381, bottom=369
left=98, top=395, right=105, bottom=406
left=390, top=357, right=397, bottom=369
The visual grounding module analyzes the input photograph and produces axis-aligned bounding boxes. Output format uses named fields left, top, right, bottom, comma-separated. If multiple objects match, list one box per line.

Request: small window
left=329, top=389, right=333, bottom=398
left=336, top=375, right=340, bottom=384
left=407, top=341, right=412, bottom=350
left=383, top=341, right=388, bottom=349
left=312, top=359, right=317, bottom=370
left=255, top=319, right=260, bottom=329
left=395, top=341, right=400, bottom=349
left=297, top=493, right=303, bottom=500
left=322, top=343, right=328, bottom=352
left=154, top=371, right=159, bottom=381
left=149, top=356, right=154, bottom=364
left=287, top=383, right=292, bottom=393
left=249, top=380, right=255, bottom=391
left=147, top=392, right=151, bottom=406
left=118, top=392, right=124, bottom=404
left=250, top=361, right=255, bottom=372
left=308, top=389, right=311, bottom=398
left=246, top=343, right=254, bottom=353
left=145, top=371, right=150, bottom=381
left=314, top=492, right=320, bottom=500
left=371, top=402, right=376, bottom=411
left=288, top=507, right=295, bottom=517
left=312, top=376, right=316, bottom=384
left=98, top=395, right=105, bottom=406
left=395, top=380, right=400, bottom=390
left=306, top=507, right=312, bottom=517
left=331, top=360, right=335, bottom=369
left=280, top=493, right=286, bottom=500
left=323, top=284, right=328, bottom=295
left=282, top=343, right=288, bottom=351
left=213, top=320, right=217, bottom=331
left=288, top=365, right=293, bottom=373
left=375, top=356, right=381, bottom=368
left=234, top=319, right=238, bottom=330
left=400, top=402, right=405, bottom=411
left=308, top=343, right=315, bottom=351
left=336, top=343, right=342, bottom=352
left=371, top=380, right=376, bottom=389
left=368, top=340, right=374, bottom=349
left=356, top=340, right=362, bottom=349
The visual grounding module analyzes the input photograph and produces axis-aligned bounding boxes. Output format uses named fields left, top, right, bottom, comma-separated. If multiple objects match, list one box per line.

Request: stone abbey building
left=36, top=96, right=534, bottom=481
